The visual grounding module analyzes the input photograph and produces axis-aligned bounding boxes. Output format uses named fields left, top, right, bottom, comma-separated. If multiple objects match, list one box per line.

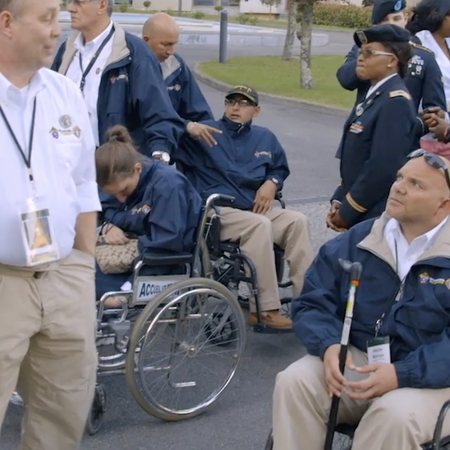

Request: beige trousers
left=218, top=207, right=313, bottom=312
left=0, top=249, right=97, bottom=450
left=273, top=347, right=450, bottom=450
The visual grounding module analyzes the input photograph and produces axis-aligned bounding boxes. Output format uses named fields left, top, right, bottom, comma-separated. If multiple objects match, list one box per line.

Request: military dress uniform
left=336, top=0, right=446, bottom=145
left=332, top=27, right=417, bottom=228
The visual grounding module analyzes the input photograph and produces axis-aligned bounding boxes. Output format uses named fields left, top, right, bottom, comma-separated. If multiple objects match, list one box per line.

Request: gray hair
left=0, top=0, right=22, bottom=14
left=107, top=0, right=113, bottom=16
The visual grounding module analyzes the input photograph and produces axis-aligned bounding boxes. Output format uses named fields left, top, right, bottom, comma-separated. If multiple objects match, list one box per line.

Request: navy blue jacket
left=337, top=42, right=446, bottom=114
left=51, top=24, right=185, bottom=156
left=100, top=158, right=202, bottom=257
left=161, top=53, right=213, bottom=123
left=292, top=214, right=450, bottom=389
left=173, top=116, right=290, bottom=210
left=332, top=75, right=416, bottom=227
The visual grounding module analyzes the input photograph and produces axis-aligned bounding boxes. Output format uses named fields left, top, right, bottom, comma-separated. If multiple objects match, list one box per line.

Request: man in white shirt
left=0, top=0, right=100, bottom=448
left=272, top=151, right=450, bottom=449
left=52, top=0, right=184, bottom=162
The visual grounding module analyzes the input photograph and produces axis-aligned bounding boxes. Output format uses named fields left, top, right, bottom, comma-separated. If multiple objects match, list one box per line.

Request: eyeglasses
left=358, top=49, right=396, bottom=59
left=407, top=149, right=450, bottom=192
left=224, top=98, right=256, bottom=107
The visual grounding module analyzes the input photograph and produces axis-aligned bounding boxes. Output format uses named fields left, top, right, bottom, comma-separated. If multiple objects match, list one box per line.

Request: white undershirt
left=384, top=217, right=448, bottom=280
left=66, top=21, right=114, bottom=146
left=365, top=73, right=397, bottom=99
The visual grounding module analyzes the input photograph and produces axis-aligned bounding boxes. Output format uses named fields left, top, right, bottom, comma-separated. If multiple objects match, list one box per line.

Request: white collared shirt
left=0, top=68, right=101, bottom=267
left=384, top=217, right=448, bottom=280
left=365, top=73, right=397, bottom=99
left=66, top=21, right=114, bottom=146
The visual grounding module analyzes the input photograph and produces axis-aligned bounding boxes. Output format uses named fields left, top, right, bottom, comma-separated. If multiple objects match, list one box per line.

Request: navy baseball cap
left=354, top=24, right=411, bottom=47
left=226, top=84, right=259, bottom=105
left=372, top=0, right=407, bottom=25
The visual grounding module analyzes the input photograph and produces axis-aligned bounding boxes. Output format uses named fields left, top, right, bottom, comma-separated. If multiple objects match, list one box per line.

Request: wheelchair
left=264, top=400, right=450, bottom=450
left=86, top=193, right=247, bottom=435
left=204, top=192, right=294, bottom=334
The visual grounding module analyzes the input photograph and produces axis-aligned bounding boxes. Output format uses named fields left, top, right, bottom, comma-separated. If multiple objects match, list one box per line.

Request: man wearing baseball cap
left=336, top=0, right=446, bottom=140
left=173, top=84, right=314, bottom=330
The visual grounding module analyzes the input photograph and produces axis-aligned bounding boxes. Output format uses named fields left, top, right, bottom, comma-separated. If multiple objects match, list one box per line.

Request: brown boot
left=248, top=310, right=293, bottom=329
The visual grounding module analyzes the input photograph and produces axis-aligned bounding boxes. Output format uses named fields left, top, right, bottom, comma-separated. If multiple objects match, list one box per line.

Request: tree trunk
left=281, top=1, right=297, bottom=61
left=299, top=0, right=314, bottom=89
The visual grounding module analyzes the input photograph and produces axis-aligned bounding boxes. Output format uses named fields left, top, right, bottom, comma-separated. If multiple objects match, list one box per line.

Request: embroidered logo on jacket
left=131, top=204, right=151, bottom=215
left=418, top=272, right=450, bottom=289
left=254, top=151, right=272, bottom=158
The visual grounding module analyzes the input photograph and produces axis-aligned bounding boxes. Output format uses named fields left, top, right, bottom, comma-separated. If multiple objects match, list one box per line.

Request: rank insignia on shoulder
left=389, top=90, right=411, bottom=100
left=411, top=42, right=433, bottom=53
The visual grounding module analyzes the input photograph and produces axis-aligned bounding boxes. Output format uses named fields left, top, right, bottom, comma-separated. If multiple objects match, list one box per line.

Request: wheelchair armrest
left=142, top=250, right=194, bottom=267
left=210, top=194, right=235, bottom=208
left=275, top=191, right=286, bottom=209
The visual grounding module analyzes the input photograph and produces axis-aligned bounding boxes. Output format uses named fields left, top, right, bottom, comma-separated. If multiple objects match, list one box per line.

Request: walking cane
left=323, top=259, right=363, bottom=450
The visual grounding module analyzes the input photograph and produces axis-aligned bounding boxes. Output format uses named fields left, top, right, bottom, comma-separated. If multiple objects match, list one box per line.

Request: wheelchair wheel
left=125, top=277, right=246, bottom=422
left=85, top=384, right=107, bottom=436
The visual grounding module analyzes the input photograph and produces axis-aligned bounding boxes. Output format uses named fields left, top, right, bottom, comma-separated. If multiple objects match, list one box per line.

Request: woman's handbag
left=96, top=236, right=139, bottom=275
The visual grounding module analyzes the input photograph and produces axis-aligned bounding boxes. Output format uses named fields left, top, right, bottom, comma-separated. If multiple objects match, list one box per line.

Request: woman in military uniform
left=336, top=0, right=446, bottom=151
left=327, top=25, right=417, bottom=232
left=407, top=0, right=450, bottom=157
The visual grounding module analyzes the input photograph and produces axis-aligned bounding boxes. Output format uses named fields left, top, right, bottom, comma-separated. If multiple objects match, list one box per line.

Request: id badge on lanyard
left=0, top=97, right=60, bottom=267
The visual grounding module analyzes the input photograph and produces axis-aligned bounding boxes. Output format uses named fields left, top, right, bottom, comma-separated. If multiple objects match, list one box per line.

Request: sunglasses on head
left=407, top=149, right=450, bottom=192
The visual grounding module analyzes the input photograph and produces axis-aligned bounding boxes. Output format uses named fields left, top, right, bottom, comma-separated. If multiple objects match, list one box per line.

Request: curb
left=193, top=63, right=350, bottom=117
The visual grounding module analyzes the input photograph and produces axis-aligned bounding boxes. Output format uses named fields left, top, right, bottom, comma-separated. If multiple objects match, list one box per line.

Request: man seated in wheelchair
left=173, top=84, right=314, bottom=330
left=272, top=152, right=450, bottom=449
left=95, top=125, right=202, bottom=306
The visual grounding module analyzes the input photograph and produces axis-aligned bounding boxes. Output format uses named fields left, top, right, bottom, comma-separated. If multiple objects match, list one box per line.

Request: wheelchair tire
left=125, top=277, right=246, bottom=422
left=85, top=384, right=107, bottom=436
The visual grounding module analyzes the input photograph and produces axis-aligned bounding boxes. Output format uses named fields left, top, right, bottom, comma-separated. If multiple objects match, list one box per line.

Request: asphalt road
left=0, top=24, right=353, bottom=450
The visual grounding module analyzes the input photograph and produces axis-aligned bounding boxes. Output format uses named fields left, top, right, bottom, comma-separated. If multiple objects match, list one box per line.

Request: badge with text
left=367, top=336, right=391, bottom=365
left=18, top=197, right=60, bottom=267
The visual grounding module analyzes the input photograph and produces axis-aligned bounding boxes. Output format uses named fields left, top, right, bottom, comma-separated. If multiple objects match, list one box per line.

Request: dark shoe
left=248, top=310, right=293, bottom=329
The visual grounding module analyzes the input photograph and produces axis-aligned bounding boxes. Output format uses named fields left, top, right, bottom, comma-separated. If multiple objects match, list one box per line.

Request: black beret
left=372, top=0, right=407, bottom=24
left=354, top=24, right=411, bottom=47
left=437, top=0, right=450, bottom=17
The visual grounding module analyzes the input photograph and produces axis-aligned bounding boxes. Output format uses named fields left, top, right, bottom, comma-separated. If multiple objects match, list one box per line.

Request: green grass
left=198, top=56, right=355, bottom=109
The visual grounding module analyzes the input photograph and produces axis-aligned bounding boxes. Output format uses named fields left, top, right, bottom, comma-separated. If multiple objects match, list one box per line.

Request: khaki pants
left=218, top=207, right=313, bottom=312
left=0, top=249, right=97, bottom=450
left=273, top=347, right=450, bottom=450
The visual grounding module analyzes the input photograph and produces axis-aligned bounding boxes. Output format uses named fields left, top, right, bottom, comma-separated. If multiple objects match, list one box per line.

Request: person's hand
left=326, top=201, right=344, bottom=232
left=429, top=115, right=449, bottom=142
left=253, top=180, right=277, bottom=214
left=323, top=344, right=356, bottom=398
left=422, top=106, right=446, bottom=128
left=102, top=224, right=129, bottom=245
left=329, top=210, right=349, bottom=233
left=345, top=363, right=398, bottom=400
left=187, top=122, right=222, bottom=147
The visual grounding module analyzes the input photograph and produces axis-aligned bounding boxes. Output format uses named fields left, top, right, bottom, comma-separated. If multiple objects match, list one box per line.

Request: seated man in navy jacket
left=272, top=151, right=450, bottom=449
left=175, top=85, right=314, bottom=330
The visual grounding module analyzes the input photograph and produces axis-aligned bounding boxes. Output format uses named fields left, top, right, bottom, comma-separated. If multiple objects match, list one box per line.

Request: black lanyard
left=78, top=25, right=115, bottom=94
left=0, top=97, right=37, bottom=187
left=374, top=239, right=406, bottom=337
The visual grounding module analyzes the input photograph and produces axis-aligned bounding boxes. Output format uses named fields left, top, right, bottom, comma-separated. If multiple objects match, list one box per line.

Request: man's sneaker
left=10, top=392, right=23, bottom=406
left=248, top=310, right=293, bottom=329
